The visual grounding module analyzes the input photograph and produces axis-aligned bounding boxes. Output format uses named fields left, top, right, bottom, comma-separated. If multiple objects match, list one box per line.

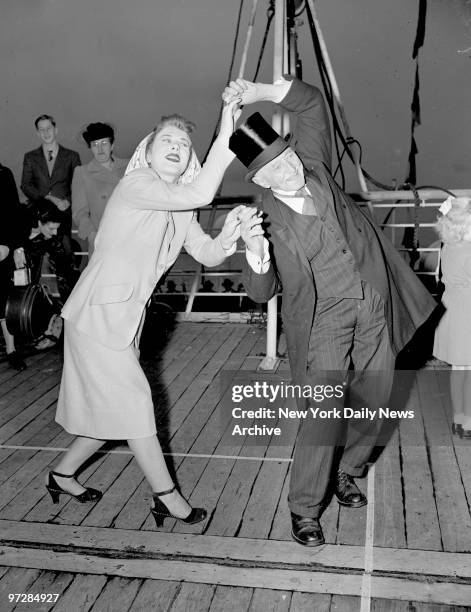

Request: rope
left=203, top=0, right=245, bottom=163
left=237, top=0, right=259, bottom=79
left=253, top=0, right=275, bottom=81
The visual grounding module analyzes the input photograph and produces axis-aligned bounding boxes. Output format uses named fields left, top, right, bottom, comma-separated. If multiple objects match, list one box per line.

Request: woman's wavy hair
left=436, top=197, right=471, bottom=244
left=145, top=114, right=196, bottom=158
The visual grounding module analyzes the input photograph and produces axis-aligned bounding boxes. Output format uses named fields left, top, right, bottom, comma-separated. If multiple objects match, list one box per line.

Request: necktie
left=47, top=151, right=54, bottom=162
left=295, top=186, right=317, bottom=216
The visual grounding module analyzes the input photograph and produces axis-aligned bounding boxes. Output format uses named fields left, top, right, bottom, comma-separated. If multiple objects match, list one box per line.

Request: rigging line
left=238, top=0, right=260, bottom=79
left=305, top=3, right=346, bottom=188
left=253, top=0, right=275, bottom=81
left=203, top=0, right=245, bottom=163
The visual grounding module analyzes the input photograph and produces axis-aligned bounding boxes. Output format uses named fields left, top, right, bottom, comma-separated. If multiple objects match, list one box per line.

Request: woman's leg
left=52, top=436, right=105, bottom=495
left=127, top=435, right=192, bottom=518
left=1, top=319, right=15, bottom=353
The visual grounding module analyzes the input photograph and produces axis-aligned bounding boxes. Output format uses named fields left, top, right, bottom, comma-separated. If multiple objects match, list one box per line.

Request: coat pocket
left=89, top=283, right=134, bottom=305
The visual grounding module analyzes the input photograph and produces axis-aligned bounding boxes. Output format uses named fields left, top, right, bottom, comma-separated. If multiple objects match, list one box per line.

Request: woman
left=72, top=122, right=129, bottom=256
left=14, top=198, right=78, bottom=305
left=0, top=163, right=26, bottom=370
left=49, top=98, right=243, bottom=526
left=12, top=199, right=78, bottom=350
left=433, top=196, right=471, bottom=439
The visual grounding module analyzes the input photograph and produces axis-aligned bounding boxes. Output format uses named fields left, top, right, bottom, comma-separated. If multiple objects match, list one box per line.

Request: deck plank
left=128, top=579, right=181, bottom=611
left=85, top=576, right=142, bottom=612
left=399, top=381, right=442, bottom=551
left=289, top=592, right=331, bottom=611
left=169, top=582, right=215, bottom=612
left=0, top=567, right=42, bottom=612
left=374, top=431, right=406, bottom=548
left=417, top=371, right=471, bottom=552
left=208, top=585, right=252, bottom=612
left=0, top=383, right=60, bottom=444
left=52, top=573, right=107, bottom=612
left=248, top=588, right=291, bottom=611
left=13, top=571, right=74, bottom=612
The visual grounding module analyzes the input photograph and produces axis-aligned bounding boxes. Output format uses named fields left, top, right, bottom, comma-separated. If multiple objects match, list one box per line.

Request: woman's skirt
left=56, top=320, right=157, bottom=439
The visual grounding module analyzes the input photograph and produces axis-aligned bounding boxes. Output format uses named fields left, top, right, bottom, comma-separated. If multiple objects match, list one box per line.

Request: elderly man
left=224, top=77, right=436, bottom=546
left=21, top=114, right=81, bottom=253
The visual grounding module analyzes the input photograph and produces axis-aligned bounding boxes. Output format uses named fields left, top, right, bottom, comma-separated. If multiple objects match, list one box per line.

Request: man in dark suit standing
left=224, top=77, right=436, bottom=546
left=21, top=114, right=81, bottom=253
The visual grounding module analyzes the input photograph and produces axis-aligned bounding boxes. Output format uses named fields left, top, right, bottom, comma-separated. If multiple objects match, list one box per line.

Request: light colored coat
left=71, top=157, right=129, bottom=247
left=62, top=141, right=233, bottom=350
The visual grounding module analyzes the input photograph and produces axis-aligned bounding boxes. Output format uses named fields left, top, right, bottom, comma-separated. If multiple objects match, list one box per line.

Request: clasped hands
left=219, top=205, right=265, bottom=259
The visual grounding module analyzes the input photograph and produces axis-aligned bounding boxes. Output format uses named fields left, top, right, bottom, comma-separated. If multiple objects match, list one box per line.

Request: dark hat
left=82, top=122, right=115, bottom=146
left=229, top=112, right=289, bottom=182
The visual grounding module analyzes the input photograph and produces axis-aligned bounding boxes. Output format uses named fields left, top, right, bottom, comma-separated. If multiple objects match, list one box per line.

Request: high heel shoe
left=452, top=423, right=463, bottom=438
left=150, top=486, right=207, bottom=527
left=46, top=471, right=102, bottom=504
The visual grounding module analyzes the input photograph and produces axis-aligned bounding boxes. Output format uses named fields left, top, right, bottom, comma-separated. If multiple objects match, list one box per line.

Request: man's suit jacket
left=21, top=145, right=81, bottom=202
left=62, top=138, right=233, bottom=351
left=243, top=79, right=437, bottom=383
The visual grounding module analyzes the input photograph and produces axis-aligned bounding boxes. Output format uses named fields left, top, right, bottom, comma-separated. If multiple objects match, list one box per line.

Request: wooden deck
left=0, top=322, right=470, bottom=611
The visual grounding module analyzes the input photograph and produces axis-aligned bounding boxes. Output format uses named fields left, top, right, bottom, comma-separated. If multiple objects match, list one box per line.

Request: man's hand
left=222, top=77, right=291, bottom=106
left=45, top=194, right=61, bottom=205
left=222, top=79, right=260, bottom=106
left=218, top=204, right=247, bottom=250
left=239, top=207, right=265, bottom=259
left=0, top=245, right=9, bottom=262
left=46, top=194, right=70, bottom=211
left=56, top=199, right=70, bottom=211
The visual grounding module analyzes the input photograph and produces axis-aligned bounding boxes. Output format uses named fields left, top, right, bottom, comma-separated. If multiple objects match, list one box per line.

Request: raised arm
left=122, top=100, right=241, bottom=212
left=223, top=77, right=332, bottom=172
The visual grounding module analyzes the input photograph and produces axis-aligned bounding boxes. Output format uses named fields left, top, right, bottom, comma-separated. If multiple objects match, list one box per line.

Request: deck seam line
left=360, top=464, right=375, bottom=612
left=0, top=444, right=293, bottom=462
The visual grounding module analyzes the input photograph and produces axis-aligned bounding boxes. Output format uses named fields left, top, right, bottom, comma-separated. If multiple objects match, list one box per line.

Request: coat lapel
left=50, top=145, right=66, bottom=179
left=34, top=147, right=49, bottom=180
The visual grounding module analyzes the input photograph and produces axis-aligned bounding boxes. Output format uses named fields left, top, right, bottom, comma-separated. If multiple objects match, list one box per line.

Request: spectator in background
left=21, top=114, right=81, bottom=255
left=72, top=123, right=129, bottom=256
left=0, top=163, right=26, bottom=370
left=14, top=198, right=79, bottom=350
left=433, top=197, right=471, bottom=439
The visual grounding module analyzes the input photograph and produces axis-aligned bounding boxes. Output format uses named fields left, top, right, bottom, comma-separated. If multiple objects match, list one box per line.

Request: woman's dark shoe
left=46, top=471, right=102, bottom=504
left=452, top=423, right=464, bottom=438
left=7, top=351, right=27, bottom=371
left=291, top=513, right=325, bottom=547
left=151, top=486, right=207, bottom=528
left=335, top=468, right=367, bottom=508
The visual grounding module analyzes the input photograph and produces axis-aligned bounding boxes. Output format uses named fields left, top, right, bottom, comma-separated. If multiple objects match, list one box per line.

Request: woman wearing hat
left=72, top=123, right=129, bottom=256
left=49, top=99, right=243, bottom=527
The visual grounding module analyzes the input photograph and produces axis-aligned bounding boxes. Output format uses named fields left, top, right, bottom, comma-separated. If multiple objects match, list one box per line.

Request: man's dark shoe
left=7, top=351, right=27, bottom=371
left=291, top=513, right=325, bottom=547
left=335, top=468, right=367, bottom=508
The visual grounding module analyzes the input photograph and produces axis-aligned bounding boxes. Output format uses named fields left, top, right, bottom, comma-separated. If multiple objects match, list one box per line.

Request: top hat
left=229, top=112, right=289, bottom=182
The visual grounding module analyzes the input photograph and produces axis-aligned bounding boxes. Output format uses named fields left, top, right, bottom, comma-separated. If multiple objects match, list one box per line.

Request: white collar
left=272, top=185, right=311, bottom=214
left=42, top=143, right=59, bottom=157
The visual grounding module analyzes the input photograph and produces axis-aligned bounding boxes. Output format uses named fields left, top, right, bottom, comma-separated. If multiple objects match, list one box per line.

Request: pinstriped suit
left=242, top=79, right=436, bottom=517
